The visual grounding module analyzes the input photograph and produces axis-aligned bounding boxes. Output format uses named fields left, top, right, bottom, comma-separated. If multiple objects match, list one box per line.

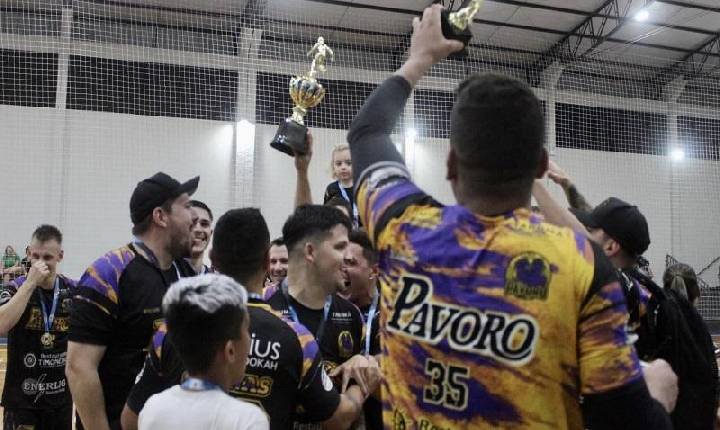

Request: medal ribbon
left=38, top=277, right=60, bottom=335
left=281, top=279, right=332, bottom=344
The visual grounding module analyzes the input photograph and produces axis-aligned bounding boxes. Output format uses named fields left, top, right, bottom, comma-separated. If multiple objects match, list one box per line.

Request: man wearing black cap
left=534, top=164, right=718, bottom=430
left=66, top=172, right=199, bottom=430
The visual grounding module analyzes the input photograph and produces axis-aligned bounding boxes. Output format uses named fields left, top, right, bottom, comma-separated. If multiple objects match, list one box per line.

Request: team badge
left=337, top=331, right=354, bottom=358
left=504, top=252, right=552, bottom=300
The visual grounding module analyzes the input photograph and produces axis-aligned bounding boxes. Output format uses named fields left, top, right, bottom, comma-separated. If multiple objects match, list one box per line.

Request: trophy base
left=441, top=10, right=471, bottom=58
left=270, top=118, right=308, bottom=156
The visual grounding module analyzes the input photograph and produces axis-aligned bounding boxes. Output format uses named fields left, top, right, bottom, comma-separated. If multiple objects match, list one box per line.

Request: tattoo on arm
left=567, top=185, right=593, bottom=212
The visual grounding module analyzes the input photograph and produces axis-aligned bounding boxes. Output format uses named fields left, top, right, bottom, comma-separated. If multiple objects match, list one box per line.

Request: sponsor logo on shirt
left=24, top=308, right=69, bottom=332
left=388, top=275, right=539, bottom=366
left=23, top=353, right=37, bottom=368
left=247, top=333, right=281, bottom=371
left=232, top=373, right=273, bottom=398
left=330, top=312, right=353, bottom=324
left=337, top=331, right=354, bottom=359
left=321, top=368, right=334, bottom=392
left=21, top=374, right=66, bottom=402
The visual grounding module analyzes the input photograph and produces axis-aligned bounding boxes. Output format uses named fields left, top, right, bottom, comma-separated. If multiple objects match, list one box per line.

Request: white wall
left=2, top=104, right=719, bottom=283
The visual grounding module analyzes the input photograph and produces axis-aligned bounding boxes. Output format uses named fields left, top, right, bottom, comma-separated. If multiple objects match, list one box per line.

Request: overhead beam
left=527, top=0, right=642, bottom=85
left=652, top=32, right=720, bottom=84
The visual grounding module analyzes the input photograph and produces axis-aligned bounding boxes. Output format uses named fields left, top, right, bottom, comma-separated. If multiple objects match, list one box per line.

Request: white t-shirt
left=139, top=385, right=269, bottom=430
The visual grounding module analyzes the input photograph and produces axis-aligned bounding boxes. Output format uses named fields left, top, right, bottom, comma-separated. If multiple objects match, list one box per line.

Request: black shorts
left=3, top=404, right=72, bottom=430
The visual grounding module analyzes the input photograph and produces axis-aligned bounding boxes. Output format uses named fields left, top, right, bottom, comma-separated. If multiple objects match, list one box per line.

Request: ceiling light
left=670, top=148, right=685, bottom=162
left=634, top=9, right=649, bottom=21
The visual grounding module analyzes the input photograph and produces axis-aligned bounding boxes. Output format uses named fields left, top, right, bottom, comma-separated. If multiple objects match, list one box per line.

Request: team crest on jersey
left=338, top=331, right=354, bottom=358
left=388, top=275, right=539, bottom=366
left=504, top=252, right=552, bottom=300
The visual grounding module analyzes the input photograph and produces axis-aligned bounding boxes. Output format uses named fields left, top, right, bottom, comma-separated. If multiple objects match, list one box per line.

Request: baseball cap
left=571, top=197, right=650, bottom=258
left=130, top=172, right=200, bottom=224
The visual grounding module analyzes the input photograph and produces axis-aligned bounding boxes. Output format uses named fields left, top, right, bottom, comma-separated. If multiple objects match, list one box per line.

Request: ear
left=152, top=207, right=169, bottom=229
left=303, top=241, right=316, bottom=264
left=446, top=147, right=458, bottom=181
left=605, top=238, right=621, bottom=258
left=369, top=263, right=379, bottom=281
left=536, top=148, right=549, bottom=179
left=58, top=249, right=64, bottom=263
left=223, top=339, right=236, bottom=364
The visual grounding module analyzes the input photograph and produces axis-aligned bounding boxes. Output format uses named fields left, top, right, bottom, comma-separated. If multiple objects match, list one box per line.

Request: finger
left=422, top=6, right=433, bottom=25
left=412, top=16, right=420, bottom=32
left=428, top=4, right=443, bottom=27
left=446, top=40, right=465, bottom=53
left=354, top=368, right=369, bottom=397
left=341, top=368, right=351, bottom=393
left=329, top=365, right=342, bottom=378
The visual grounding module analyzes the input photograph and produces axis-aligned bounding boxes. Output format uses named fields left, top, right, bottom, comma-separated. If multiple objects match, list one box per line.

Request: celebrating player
left=347, top=5, right=675, bottom=429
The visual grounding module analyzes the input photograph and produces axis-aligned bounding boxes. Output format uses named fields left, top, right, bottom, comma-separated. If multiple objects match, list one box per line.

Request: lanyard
left=281, top=279, right=332, bottom=344
left=134, top=241, right=181, bottom=280
left=248, top=292, right=263, bottom=301
left=364, top=290, right=379, bottom=356
left=181, top=377, right=222, bottom=392
left=38, top=277, right=60, bottom=334
left=337, top=181, right=360, bottom=226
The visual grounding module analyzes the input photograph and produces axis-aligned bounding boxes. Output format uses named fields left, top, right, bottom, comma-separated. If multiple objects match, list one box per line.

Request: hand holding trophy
left=440, top=0, right=484, bottom=57
left=270, top=37, right=334, bottom=156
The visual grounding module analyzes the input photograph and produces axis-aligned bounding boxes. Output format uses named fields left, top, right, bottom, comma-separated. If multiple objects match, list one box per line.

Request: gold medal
left=40, top=332, right=54, bottom=349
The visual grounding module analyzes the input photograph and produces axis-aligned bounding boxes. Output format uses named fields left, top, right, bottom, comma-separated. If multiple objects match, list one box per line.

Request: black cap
left=571, top=197, right=650, bottom=258
left=130, top=172, right=199, bottom=224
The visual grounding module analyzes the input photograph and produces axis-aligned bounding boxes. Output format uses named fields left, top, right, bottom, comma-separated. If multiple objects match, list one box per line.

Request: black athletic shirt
left=69, top=243, right=194, bottom=425
left=0, top=275, right=76, bottom=410
left=126, top=298, right=341, bottom=430
left=267, top=290, right=364, bottom=374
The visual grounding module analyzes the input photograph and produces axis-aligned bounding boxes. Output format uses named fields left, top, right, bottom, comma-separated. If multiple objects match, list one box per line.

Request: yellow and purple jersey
left=356, top=167, right=641, bottom=430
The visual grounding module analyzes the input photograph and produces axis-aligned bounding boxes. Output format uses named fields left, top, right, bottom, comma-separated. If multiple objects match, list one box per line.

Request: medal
left=38, top=277, right=60, bottom=350
left=40, top=332, right=55, bottom=349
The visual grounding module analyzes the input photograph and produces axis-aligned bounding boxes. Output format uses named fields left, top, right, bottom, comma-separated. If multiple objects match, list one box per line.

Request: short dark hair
left=211, top=208, right=270, bottom=285
left=282, top=205, right=352, bottom=256
left=163, top=274, right=248, bottom=374
left=189, top=200, right=213, bottom=221
left=325, top=196, right=352, bottom=217
left=32, top=225, right=63, bottom=245
left=450, top=73, right=545, bottom=197
left=132, top=198, right=173, bottom=236
left=270, top=237, right=285, bottom=248
left=349, top=229, right=377, bottom=265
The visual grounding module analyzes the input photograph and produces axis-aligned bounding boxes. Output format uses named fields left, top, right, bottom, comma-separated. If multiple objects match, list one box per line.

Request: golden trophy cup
left=270, top=37, right=334, bottom=156
left=440, top=0, right=484, bottom=57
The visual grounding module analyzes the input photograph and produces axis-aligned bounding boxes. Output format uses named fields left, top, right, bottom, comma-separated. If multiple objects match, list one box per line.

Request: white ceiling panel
left=265, top=0, right=347, bottom=26
left=598, top=42, right=685, bottom=67
left=350, top=0, right=425, bottom=12
left=467, top=22, right=501, bottom=44
left=613, top=23, right=711, bottom=48
left=474, top=1, right=519, bottom=23
left=488, top=27, right=560, bottom=52
left=337, top=8, right=413, bottom=34
left=506, top=8, right=583, bottom=31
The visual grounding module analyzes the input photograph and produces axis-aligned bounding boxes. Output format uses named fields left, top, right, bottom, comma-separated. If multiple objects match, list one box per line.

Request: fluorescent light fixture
left=670, top=148, right=685, bottom=162
left=634, top=9, right=649, bottom=21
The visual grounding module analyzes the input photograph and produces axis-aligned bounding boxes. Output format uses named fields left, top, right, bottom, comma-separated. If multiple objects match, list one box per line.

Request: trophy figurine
left=440, top=0, right=484, bottom=57
left=270, top=37, right=334, bottom=156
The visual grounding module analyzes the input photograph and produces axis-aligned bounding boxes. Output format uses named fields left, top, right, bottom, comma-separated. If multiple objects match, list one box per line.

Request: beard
left=168, top=223, right=192, bottom=259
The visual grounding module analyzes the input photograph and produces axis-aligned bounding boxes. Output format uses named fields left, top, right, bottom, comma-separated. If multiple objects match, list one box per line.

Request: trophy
left=270, top=37, right=334, bottom=156
left=440, top=0, right=484, bottom=57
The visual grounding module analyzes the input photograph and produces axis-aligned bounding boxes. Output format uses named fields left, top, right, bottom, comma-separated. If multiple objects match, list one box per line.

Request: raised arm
left=348, top=5, right=463, bottom=186
left=546, top=160, right=593, bottom=211
left=294, top=130, right=314, bottom=208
